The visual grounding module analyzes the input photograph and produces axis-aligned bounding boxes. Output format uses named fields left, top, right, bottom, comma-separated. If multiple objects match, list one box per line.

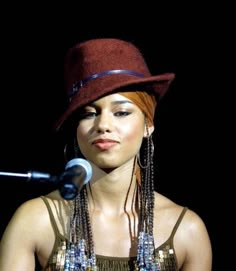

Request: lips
left=92, top=139, right=118, bottom=150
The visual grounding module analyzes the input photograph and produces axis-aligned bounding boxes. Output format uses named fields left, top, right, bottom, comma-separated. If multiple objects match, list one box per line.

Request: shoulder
left=175, top=207, right=211, bottom=248
left=154, top=192, right=212, bottom=269
left=153, top=192, right=186, bottom=221
left=2, top=196, right=51, bottom=237
left=0, top=196, right=51, bottom=263
left=8, top=197, right=45, bottom=219
left=154, top=192, right=210, bottom=239
left=1, top=190, right=67, bottom=238
left=175, top=208, right=212, bottom=269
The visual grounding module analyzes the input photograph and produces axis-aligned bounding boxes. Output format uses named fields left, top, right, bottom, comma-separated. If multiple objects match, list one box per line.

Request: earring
left=137, top=135, right=154, bottom=169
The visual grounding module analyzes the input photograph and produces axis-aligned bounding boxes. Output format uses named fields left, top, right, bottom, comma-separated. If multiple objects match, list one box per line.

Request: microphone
left=58, top=158, right=92, bottom=200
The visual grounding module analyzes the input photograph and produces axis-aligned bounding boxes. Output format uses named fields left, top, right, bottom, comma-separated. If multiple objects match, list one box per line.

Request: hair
left=118, top=90, right=157, bottom=127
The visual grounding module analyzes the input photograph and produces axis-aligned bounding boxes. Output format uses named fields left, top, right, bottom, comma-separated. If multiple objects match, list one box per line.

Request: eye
left=114, top=111, right=131, bottom=117
left=80, top=111, right=97, bottom=119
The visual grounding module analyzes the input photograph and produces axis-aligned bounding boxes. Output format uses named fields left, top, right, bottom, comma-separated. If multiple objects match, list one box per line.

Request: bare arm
left=0, top=199, right=45, bottom=271
left=180, top=210, right=212, bottom=271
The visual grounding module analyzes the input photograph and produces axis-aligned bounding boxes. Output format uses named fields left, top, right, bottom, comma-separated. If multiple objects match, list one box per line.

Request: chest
left=91, top=211, right=139, bottom=257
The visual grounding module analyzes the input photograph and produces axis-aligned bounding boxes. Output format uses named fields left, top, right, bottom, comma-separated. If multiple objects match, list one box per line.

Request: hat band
left=69, top=69, right=144, bottom=98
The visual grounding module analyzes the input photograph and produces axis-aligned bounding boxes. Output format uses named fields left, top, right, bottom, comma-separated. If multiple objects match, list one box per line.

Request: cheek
left=76, top=123, right=87, bottom=138
left=121, top=117, right=145, bottom=144
left=76, top=123, right=91, bottom=151
left=77, top=121, right=90, bottom=135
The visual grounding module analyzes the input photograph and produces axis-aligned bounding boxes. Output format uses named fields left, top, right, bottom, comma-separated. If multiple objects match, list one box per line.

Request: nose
left=96, top=111, right=113, bottom=133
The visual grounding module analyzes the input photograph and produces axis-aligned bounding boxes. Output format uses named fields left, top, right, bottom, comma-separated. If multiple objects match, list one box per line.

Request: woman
left=0, top=38, right=212, bottom=270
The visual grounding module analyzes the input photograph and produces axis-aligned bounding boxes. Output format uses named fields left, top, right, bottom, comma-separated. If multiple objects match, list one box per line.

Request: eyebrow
left=89, top=100, right=134, bottom=107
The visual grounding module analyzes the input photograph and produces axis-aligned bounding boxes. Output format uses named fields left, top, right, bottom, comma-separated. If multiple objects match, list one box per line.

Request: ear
left=144, top=125, right=154, bottom=137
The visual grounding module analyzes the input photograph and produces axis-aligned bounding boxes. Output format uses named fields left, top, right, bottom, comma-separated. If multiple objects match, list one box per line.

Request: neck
left=87, top=158, right=139, bottom=215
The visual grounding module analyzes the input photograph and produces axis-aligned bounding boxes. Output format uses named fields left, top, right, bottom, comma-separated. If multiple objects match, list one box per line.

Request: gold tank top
left=40, top=196, right=187, bottom=271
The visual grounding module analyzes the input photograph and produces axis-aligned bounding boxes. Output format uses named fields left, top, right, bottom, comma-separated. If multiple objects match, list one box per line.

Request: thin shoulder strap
left=169, top=206, right=188, bottom=239
left=40, top=196, right=60, bottom=236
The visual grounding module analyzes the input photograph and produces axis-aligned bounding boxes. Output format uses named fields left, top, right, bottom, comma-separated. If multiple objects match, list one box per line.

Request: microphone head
left=65, top=158, right=92, bottom=184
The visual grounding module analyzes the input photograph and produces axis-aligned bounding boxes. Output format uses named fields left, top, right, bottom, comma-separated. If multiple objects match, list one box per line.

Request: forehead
left=88, top=93, right=134, bottom=105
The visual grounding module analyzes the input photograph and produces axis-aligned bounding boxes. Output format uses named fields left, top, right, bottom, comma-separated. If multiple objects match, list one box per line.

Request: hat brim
left=55, top=72, right=175, bottom=132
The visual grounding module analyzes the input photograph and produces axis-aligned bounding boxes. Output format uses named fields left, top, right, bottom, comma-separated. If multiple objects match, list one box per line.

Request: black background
left=0, top=3, right=231, bottom=270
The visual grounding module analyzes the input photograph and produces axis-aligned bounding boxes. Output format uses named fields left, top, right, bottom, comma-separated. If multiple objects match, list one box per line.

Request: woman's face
left=76, top=93, right=146, bottom=170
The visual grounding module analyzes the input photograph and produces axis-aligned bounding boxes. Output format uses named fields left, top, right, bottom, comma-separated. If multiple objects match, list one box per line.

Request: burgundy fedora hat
left=55, top=38, right=175, bottom=131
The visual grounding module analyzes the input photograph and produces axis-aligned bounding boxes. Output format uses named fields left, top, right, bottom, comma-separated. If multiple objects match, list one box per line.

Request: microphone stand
left=0, top=171, right=57, bottom=183
left=0, top=170, right=82, bottom=200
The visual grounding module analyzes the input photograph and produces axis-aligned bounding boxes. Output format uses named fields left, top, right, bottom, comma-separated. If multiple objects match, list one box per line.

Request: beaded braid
left=66, top=187, right=97, bottom=270
left=135, top=121, right=160, bottom=270
left=63, top=119, right=159, bottom=270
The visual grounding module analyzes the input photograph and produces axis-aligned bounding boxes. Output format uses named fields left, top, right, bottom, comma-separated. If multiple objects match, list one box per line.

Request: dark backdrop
left=0, top=4, right=229, bottom=270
